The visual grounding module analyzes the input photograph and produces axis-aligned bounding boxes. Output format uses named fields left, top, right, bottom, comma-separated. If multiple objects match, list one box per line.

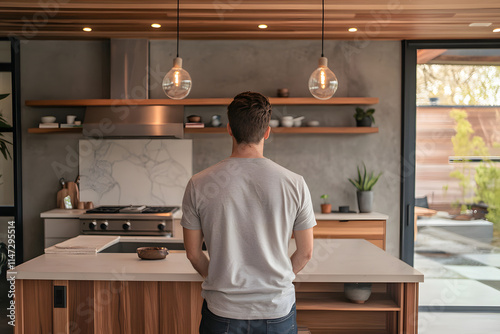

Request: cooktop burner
left=86, top=205, right=178, bottom=214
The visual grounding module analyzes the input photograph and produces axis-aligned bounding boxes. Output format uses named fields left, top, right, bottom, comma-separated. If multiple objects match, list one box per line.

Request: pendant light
left=308, top=0, right=338, bottom=100
left=163, top=0, right=192, bottom=99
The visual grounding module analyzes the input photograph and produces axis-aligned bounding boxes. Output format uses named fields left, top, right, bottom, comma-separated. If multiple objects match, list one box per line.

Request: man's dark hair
left=227, top=91, right=272, bottom=144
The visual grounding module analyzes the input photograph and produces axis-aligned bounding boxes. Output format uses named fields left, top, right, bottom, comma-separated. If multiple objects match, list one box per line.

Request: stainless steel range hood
left=83, top=39, right=184, bottom=138
left=84, top=105, right=184, bottom=138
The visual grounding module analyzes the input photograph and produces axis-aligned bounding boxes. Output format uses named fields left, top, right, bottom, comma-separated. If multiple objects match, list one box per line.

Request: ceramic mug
left=281, top=116, right=293, bottom=127
left=67, top=115, right=77, bottom=124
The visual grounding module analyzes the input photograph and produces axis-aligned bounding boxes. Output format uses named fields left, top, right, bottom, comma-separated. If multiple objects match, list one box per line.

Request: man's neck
left=230, top=139, right=265, bottom=158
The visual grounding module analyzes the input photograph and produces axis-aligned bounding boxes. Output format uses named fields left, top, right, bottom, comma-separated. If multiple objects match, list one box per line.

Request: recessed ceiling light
left=348, top=27, right=358, bottom=32
left=258, top=24, right=268, bottom=29
left=469, top=23, right=492, bottom=27
left=151, top=23, right=161, bottom=28
left=82, top=27, right=92, bottom=32
left=494, top=28, right=500, bottom=33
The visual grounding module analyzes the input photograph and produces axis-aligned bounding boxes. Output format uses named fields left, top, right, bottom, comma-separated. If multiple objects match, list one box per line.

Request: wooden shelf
left=25, top=97, right=379, bottom=107
left=296, top=292, right=400, bottom=312
left=28, top=128, right=83, bottom=134
left=185, top=127, right=378, bottom=134
left=29, top=127, right=378, bottom=135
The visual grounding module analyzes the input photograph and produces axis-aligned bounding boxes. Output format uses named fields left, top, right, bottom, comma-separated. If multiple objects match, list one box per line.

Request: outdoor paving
left=419, top=278, right=500, bottom=307
left=464, top=253, right=500, bottom=267
left=415, top=225, right=500, bottom=333
left=419, top=312, right=500, bottom=334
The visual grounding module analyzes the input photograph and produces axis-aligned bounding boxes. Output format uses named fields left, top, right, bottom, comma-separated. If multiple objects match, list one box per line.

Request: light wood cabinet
left=295, top=282, right=418, bottom=334
left=314, top=219, right=386, bottom=250
left=15, top=280, right=203, bottom=334
left=15, top=279, right=418, bottom=334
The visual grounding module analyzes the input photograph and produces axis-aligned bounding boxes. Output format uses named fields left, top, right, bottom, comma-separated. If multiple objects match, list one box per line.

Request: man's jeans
left=199, top=300, right=298, bottom=334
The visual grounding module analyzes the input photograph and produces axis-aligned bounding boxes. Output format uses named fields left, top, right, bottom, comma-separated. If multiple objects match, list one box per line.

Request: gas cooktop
left=86, top=205, right=179, bottom=214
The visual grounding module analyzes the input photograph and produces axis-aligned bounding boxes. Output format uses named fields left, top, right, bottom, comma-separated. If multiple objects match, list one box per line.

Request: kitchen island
left=9, top=239, right=422, bottom=334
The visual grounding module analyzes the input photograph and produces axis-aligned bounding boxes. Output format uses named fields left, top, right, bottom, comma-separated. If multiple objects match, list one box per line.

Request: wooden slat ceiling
left=1, top=0, right=500, bottom=40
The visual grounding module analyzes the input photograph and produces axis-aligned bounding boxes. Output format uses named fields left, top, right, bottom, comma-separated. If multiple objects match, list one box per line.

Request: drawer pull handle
left=339, top=220, right=349, bottom=222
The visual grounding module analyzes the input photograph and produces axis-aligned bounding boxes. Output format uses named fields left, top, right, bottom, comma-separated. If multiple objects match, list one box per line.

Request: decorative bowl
left=344, top=283, right=372, bottom=304
left=137, top=247, right=169, bottom=260
left=307, top=120, right=320, bottom=127
left=187, top=115, right=201, bottom=123
left=41, top=116, right=56, bottom=123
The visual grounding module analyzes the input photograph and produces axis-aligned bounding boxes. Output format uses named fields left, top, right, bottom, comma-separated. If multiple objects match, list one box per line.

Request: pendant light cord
left=321, top=0, right=324, bottom=57
left=176, top=0, right=180, bottom=58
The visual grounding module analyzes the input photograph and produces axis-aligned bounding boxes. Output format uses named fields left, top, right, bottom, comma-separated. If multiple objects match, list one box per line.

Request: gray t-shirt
left=181, top=157, right=316, bottom=320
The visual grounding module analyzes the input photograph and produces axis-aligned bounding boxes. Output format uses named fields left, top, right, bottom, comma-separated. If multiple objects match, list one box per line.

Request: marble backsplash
left=79, top=139, right=192, bottom=206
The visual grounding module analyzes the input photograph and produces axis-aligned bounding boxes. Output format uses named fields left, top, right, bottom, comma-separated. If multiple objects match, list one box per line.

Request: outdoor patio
left=415, top=222, right=500, bottom=333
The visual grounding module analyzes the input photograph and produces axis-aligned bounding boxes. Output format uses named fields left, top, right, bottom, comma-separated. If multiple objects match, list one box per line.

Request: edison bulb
left=162, top=57, right=192, bottom=99
left=308, top=57, right=338, bottom=100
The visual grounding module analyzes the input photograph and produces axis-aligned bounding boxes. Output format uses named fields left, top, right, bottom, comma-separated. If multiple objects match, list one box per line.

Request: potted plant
left=320, top=194, right=331, bottom=214
left=348, top=163, right=382, bottom=213
left=354, top=107, right=375, bottom=127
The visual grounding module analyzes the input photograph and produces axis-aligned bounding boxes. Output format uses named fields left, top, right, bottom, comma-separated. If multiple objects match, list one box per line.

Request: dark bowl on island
left=137, top=247, right=169, bottom=260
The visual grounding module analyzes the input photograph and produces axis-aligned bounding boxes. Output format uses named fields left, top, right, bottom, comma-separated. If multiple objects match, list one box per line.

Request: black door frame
left=400, top=39, right=500, bottom=266
left=0, top=38, right=22, bottom=264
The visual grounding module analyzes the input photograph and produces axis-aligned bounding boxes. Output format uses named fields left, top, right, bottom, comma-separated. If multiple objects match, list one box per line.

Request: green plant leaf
left=0, top=93, right=10, bottom=101
left=348, top=178, right=362, bottom=191
left=362, top=163, right=367, bottom=190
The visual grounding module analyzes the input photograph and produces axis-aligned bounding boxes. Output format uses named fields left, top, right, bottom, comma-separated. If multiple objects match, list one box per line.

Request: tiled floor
left=419, top=279, right=500, bottom=307
left=419, top=312, right=500, bottom=334
left=415, top=226, right=500, bottom=334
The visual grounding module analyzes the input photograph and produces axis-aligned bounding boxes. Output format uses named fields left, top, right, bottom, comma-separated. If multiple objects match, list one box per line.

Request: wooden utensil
left=66, top=181, right=79, bottom=209
left=56, top=178, right=70, bottom=209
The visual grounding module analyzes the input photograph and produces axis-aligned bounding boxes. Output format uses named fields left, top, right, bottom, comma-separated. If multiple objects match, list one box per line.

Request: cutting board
left=45, top=235, right=119, bottom=254
left=66, top=181, right=79, bottom=209
left=56, top=185, right=70, bottom=209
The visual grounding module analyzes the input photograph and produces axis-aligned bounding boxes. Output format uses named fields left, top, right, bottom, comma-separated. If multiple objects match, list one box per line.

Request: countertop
left=315, top=212, right=388, bottom=220
left=40, top=209, right=87, bottom=218
left=41, top=209, right=386, bottom=221
left=9, top=239, right=423, bottom=283
left=40, top=208, right=183, bottom=219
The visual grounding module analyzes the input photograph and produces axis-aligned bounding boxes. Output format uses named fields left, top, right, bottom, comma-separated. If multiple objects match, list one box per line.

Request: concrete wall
left=21, top=40, right=109, bottom=260
left=150, top=40, right=402, bottom=256
left=21, top=39, right=402, bottom=260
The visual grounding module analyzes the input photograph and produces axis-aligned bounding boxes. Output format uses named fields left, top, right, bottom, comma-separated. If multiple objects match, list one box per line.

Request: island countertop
left=314, top=212, right=388, bottom=220
left=9, top=239, right=422, bottom=283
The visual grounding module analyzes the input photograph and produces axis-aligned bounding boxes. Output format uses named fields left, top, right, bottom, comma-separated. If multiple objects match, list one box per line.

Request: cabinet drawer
left=44, top=218, right=81, bottom=238
left=314, top=220, right=385, bottom=239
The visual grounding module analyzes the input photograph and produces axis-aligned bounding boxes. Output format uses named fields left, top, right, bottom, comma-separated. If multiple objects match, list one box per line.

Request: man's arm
left=291, top=227, right=314, bottom=274
left=183, top=228, right=209, bottom=278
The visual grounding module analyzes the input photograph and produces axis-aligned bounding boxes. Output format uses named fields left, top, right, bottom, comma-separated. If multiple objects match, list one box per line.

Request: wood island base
left=14, top=279, right=418, bottom=334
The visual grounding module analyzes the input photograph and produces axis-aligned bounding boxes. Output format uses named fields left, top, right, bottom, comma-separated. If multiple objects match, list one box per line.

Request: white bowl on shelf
left=269, top=119, right=279, bottom=128
left=41, top=116, right=56, bottom=123
left=307, top=120, right=320, bottom=127
left=281, top=116, right=294, bottom=128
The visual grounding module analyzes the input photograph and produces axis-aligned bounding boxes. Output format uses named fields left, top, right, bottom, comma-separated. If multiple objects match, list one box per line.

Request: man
left=181, top=91, right=316, bottom=334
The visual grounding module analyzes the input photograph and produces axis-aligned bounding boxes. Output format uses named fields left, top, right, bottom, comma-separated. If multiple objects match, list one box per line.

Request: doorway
left=402, top=40, right=500, bottom=333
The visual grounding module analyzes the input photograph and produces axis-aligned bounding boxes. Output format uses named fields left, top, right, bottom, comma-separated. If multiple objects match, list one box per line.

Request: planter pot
left=356, top=117, right=372, bottom=127
left=357, top=191, right=373, bottom=213
left=321, top=204, right=332, bottom=214
left=344, top=283, right=372, bottom=304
